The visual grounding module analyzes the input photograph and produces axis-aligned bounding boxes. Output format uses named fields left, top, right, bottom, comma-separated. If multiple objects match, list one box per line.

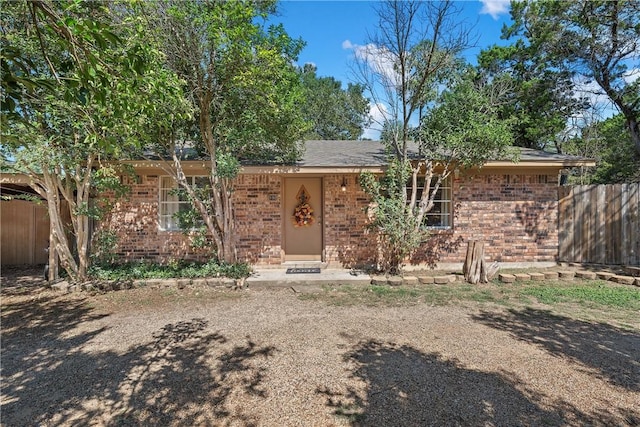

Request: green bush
left=88, top=259, right=251, bottom=281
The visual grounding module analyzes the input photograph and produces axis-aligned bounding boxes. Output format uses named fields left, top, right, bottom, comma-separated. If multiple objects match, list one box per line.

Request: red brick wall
left=414, top=172, right=560, bottom=266
left=234, top=174, right=282, bottom=264
left=99, top=171, right=559, bottom=267
left=100, top=174, right=284, bottom=264
left=323, top=172, right=559, bottom=267
left=323, top=174, right=377, bottom=268
left=100, top=175, right=208, bottom=263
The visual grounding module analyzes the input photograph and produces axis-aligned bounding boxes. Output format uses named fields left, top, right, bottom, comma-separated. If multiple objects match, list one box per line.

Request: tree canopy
left=478, top=44, right=587, bottom=152
left=503, top=0, right=640, bottom=156
left=143, top=0, right=309, bottom=262
left=564, top=113, right=640, bottom=183
left=299, top=64, right=370, bottom=140
left=1, top=0, right=186, bottom=281
left=355, top=1, right=513, bottom=273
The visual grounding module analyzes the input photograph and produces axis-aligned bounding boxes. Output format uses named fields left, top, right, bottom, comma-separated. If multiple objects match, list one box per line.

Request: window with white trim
left=159, top=176, right=207, bottom=231
left=408, top=175, right=452, bottom=229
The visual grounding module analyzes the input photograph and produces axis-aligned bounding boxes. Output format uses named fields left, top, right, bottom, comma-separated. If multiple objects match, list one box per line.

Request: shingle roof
left=297, top=140, right=594, bottom=168
left=298, top=140, right=391, bottom=167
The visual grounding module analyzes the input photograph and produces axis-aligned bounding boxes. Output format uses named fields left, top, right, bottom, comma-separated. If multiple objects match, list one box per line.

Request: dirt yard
left=1, top=267, right=639, bottom=426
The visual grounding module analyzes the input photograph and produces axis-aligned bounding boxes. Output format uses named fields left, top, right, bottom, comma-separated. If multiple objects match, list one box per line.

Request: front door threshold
left=283, top=255, right=322, bottom=262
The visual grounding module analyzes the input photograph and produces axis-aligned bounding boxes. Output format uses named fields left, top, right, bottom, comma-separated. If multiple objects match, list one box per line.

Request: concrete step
left=246, top=268, right=370, bottom=288
left=281, top=261, right=329, bottom=270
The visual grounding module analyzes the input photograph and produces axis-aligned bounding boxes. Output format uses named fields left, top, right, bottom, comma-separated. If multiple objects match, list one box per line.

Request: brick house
left=100, top=140, right=594, bottom=269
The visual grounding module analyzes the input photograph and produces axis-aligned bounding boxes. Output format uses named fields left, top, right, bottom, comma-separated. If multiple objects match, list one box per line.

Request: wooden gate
left=1, top=200, right=50, bottom=265
left=558, top=184, right=639, bottom=266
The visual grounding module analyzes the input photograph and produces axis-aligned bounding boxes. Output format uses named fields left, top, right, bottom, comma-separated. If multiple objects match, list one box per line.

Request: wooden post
left=463, top=240, right=499, bottom=284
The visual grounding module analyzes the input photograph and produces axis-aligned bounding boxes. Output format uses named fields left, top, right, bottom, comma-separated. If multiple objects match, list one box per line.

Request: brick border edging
left=48, top=266, right=640, bottom=293
left=49, top=277, right=247, bottom=293
left=496, top=269, right=639, bottom=287
left=369, top=267, right=640, bottom=288
left=371, top=273, right=464, bottom=286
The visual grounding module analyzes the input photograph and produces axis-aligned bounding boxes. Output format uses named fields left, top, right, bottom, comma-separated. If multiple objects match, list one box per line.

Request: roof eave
left=0, top=173, right=33, bottom=185
left=119, top=158, right=596, bottom=174
left=484, top=160, right=597, bottom=168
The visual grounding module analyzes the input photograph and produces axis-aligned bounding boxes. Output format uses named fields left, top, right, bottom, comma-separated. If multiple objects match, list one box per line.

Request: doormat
left=286, top=268, right=321, bottom=274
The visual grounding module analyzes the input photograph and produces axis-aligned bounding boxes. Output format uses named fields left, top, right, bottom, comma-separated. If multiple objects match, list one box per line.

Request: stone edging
left=50, top=277, right=247, bottom=293
left=497, top=268, right=639, bottom=286
left=371, top=267, right=640, bottom=288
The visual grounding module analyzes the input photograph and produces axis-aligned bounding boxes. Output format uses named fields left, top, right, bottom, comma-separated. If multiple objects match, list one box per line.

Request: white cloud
left=479, top=0, right=510, bottom=20
left=574, top=69, right=639, bottom=115
left=362, top=102, right=387, bottom=140
left=342, top=40, right=400, bottom=87
left=574, top=77, right=611, bottom=111
left=623, top=67, right=640, bottom=84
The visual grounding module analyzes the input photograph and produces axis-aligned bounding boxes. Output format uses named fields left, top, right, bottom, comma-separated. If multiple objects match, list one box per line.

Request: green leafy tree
left=1, top=1, right=136, bottom=123
left=299, top=64, right=370, bottom=140
left=565, top=114, right=640, bottom=183
left=478, top=44, right=587, bottom=151
left=1, top=1, right=186, bottom=281
left=144, top=0, right=308, bottom=263
left=504, top=0, right=640, bottom=156
left=355, top=1, right=513, bottom=273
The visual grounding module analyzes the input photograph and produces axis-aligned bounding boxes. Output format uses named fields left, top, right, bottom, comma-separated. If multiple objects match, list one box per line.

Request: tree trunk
left=48, top=220, right=58, bottom=281
left=43, top=172, right=79, bottom=281
left=462, top=240, right=498, bottom=284
left=627, top=115, right=640, bottom=157
left=171, top=151, right=232, bottom=262
left=463, top=240, right=483, bottom=284
left=220, top=179, right=237, bottom=263
left=76, top=213, right=89, bottom=281
left=594, top=73, right=640, bottom=156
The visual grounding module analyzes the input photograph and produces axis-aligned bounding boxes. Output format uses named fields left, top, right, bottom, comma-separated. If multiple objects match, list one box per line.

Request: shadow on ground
left=1, top=293, right=276, bottom=426
left=472, top=308, right=640, bottom=392
left=0, top=265, right=47, bottom=295
left=319, top=340, right=639, bottom=426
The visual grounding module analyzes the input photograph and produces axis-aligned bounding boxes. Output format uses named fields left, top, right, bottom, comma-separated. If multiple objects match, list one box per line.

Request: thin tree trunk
left=197, top=91, right=238, bottom=263
left=170, top=140, right=238, bottom=263
left=43, top=176, right=78, bottom=280
left=73, top=158, right=93, bottom=281
left=48, top=219, right=58, bottom=281
left=171, top=152, right=224, bottom=254
left=220, top=179, right=236, bottom=263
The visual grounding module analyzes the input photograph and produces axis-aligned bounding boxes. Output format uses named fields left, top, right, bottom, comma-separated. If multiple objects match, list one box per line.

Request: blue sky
left=269, top=1, right=635, bottom=139
left=270, top=0, right=513, bottom=84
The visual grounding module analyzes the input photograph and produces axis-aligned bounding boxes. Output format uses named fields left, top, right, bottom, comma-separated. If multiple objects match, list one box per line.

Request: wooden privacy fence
left=559, top=184, right=639, bottom=266
left=1, top=200, right=50, bottom=265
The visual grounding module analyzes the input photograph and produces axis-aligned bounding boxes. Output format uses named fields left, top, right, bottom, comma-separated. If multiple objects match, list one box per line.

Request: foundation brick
left=544, top=271, right=559, bottom=280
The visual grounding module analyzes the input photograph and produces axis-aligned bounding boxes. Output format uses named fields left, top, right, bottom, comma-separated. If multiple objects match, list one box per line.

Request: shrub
left=88, top=259, right=251, bottom=281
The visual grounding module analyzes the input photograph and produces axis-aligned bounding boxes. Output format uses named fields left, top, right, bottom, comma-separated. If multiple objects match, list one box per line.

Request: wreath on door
left=293, top=185, right=314, bottom=227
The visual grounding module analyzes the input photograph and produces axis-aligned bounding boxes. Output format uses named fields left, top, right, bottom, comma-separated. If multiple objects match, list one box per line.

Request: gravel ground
left=1, top=268, right=639, bottom=426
